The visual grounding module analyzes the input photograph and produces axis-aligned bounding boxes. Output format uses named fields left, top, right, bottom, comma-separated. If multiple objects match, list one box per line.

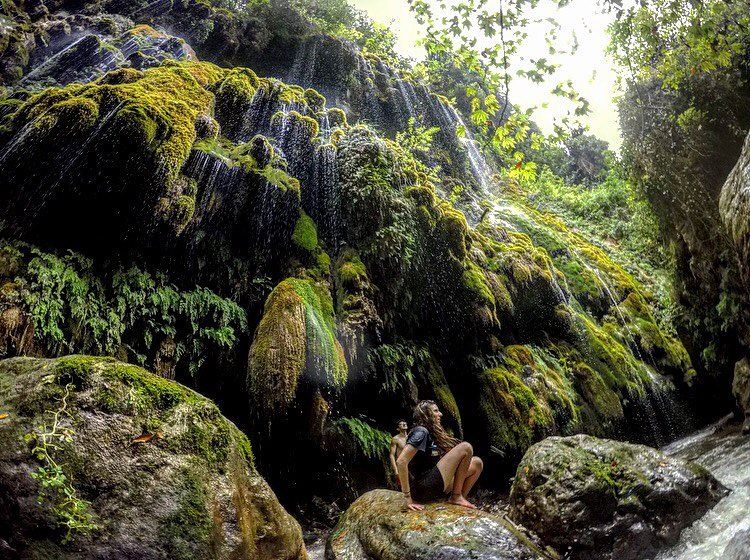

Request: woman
left=396, top=400, right=483, bottom=511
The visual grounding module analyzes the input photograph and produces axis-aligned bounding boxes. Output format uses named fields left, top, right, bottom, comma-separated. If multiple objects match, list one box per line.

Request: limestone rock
left=0, top=356, right=307, bottom=560
left=721, top=131, right=750, bottom=285
left=326, top=489, right=549, bottom=560
left=509, top=434, right=727, bottom=560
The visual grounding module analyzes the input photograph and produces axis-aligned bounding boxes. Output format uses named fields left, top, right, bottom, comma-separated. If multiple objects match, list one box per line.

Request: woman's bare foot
left=448, top=494, right=477, bottom=509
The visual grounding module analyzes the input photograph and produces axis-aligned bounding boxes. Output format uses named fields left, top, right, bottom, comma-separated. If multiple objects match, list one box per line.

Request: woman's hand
left=405, top=496, right=424, bottom=511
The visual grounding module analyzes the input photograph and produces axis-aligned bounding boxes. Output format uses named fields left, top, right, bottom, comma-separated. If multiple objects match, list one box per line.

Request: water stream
left=658, top=416, right=750, bottom=560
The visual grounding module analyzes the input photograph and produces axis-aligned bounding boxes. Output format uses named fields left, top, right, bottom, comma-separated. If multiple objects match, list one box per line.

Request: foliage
left=333, top=417, right=391, bottom=459
left=395, top=116, right=440, bottom=155
left=408, top=0, right=591, bottom=168
left=24, top=383, right=98, bottom=542
left=19, top=245, right=248, bottom=377
left=367, top=340, right=431, bottom=395
left=608, top=0, right=750, bottom=376
left=292, top=0, right=404, bottom=67
left=606, top=0, right=750, bottom=91
left=533, top=127, right=612, bottom=187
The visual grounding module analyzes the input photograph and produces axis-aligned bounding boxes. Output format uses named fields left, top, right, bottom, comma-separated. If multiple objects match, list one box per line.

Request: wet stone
left=509, top=434, right=728, bottom=560
left=325, top=489, right=550, bottom=560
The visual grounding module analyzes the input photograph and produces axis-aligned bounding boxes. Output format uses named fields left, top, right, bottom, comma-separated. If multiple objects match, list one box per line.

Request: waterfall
left=237, top=87, right=280, bottom=141
left=286, top=36, right=322, bottom=87
left=439, top=101, right=495, bottom=191
left=22, top=35, right=125, bottom=85
left=355, top=55, right=386, bottom=128
left=311, top=143, right=340, bottom=249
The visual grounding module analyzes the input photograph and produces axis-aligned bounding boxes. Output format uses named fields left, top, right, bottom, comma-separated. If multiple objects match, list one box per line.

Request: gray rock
left=325, top=489, right=551, bottom=560
left=0, top=355, right=307, bottom=560
left=509, top=434, right=727, bottom=560
left=721, top=131, right=750, bottom=285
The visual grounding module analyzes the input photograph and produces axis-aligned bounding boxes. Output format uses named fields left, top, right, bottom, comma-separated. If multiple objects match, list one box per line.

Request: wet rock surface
left=0, top=356, right=307, bottom=560
left=509, top=434, right=728, bottom=560
left=325, top=489, right=550, bottom=560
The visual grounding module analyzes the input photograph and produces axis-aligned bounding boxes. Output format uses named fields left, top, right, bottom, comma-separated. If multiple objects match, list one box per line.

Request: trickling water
left=22, top=35, right=124, bottom=84
left=238, top=87, right=279, bottom=141
left=438, top=101, right=494, bottom=191
left=287, top=36, right=321, bottom=87
left=311, top=143, right=340, bottom=248
left=658, top=417, right=750, bottom=560
left=355, top=55, right=386, bottom=128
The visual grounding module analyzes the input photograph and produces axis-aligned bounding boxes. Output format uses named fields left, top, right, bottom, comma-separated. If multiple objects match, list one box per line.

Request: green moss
left=248, top=277, right=347, bottom=415
left=7, top=62, right=222, bottom=186
left=463, top=261, right=495, bottom=306
left=51, top=356, right=252, bottom=470
left=33, top=97, right=100, bottom=134
left=337, top=251, right=368, bottom=289
left=259, top=166, right=301, bottom=195
left=292, top=211, right=318, bottom=252
left=317, top=251, right=332, bottom=274
left=172, top=401, right=233, bottom=467
left=327, top=107, right=348, bottom=128
left=159, top=194, right=195, bottom=230
left=304, top=88, right=326, bottom=112
left=477, top=366, right=547, bottom=453
left=423, top=357, right=462, bottom=435
left=213, top=67, right=259, bottom=128
left=160, top=467, right=213, bottom=560
left=570, top=361, right=624, bottom=428
left=271, top=110, right=319, bottom=139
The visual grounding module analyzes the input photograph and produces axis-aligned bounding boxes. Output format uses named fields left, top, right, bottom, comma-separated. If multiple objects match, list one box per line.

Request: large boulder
left=325, top=489, right=551, bottom=560
left=732, top=357, right=750, bottom=433
left=509, top=434, right=727, bottom=560
left=0, top=356, right=307, bottom=560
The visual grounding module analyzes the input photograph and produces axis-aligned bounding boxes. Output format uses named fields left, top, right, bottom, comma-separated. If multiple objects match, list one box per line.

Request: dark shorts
left=412, top=466, right=447, bottom=503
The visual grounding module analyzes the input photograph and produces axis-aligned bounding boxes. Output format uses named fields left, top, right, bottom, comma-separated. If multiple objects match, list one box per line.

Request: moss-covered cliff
left=0, top=31, right=700, bottom=509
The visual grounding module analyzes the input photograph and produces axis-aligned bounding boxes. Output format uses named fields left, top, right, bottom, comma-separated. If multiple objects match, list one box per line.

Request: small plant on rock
left=24, top=383, right=98, bottom=543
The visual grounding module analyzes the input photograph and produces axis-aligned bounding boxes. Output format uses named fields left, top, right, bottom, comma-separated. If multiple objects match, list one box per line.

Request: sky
left=349, top=0, right=623, bottom=149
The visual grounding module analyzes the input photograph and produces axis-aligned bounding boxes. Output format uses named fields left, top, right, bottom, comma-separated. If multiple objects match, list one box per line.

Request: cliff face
left=1, top=0, right=698, bottom=511
left=619, top=73, right=750, bottom=410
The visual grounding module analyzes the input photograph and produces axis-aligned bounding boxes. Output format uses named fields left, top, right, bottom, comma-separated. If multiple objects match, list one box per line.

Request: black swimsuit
left=406, top=426, right=447, bottom=502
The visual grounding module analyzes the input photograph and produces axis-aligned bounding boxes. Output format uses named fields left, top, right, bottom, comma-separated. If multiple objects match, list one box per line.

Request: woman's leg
left=462, top=457, right=483, bottom=496
left=437, top=442, right=476, bottom=508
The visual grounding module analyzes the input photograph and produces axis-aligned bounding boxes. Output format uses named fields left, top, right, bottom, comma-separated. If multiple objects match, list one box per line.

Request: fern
left=334, top=417, right=391, bottom=460
left=18, top=244, right=248, bottom=378
left=368, top=340, right=431, bottom=394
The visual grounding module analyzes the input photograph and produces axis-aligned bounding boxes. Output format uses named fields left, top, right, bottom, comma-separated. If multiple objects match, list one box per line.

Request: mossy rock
left=248, top=277, right=347, bottom=415
left=0, top=356, right=307, bottom=560
left=327, top=489, right=548, bottom=560
left=509, top=435, right=727, bottom=560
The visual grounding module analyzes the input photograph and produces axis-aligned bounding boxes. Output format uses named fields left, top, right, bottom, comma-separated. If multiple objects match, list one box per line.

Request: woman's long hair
left=413, top=400, right=460, bottom=454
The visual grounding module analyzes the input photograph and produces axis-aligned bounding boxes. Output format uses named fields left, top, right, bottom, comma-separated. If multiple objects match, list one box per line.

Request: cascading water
left=310, top=143, right=340, bottom=249
left=22, top=35, right=124, bottom=84
left=436, top=100, right=495, bottom=191
left=286, top=36, right=322, bottom=87
left=657, top=416, right=750, bottom=560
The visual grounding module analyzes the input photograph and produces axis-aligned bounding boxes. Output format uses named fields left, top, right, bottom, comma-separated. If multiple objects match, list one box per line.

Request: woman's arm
left=396, top=444, right=424, bottom=511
